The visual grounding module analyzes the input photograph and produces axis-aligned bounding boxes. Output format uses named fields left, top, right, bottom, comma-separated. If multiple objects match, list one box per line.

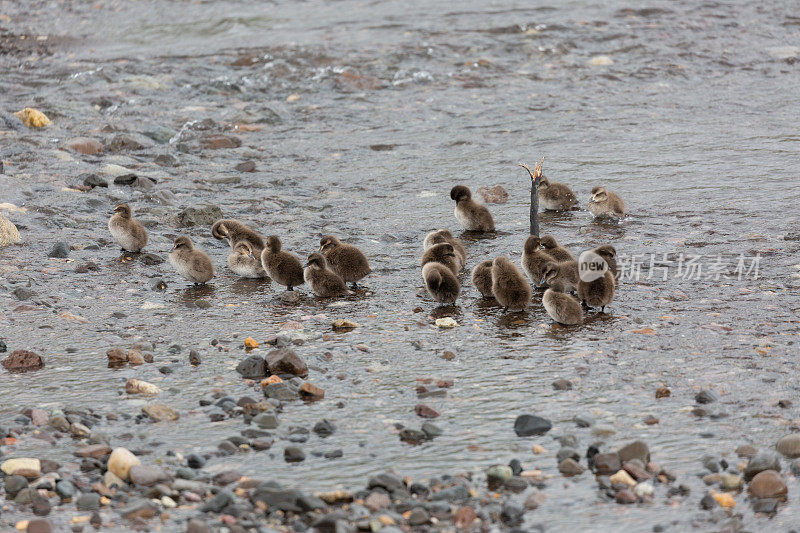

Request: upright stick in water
left=519, top=158, right=544, bottom=236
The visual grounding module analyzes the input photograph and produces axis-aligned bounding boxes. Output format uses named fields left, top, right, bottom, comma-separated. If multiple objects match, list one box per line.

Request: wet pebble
left=284, top=446, right=305, bottom=463
left=748, top=470, right=787, bottom=499
left=76, top=492, right=101, bottom=511
left=552, top=378, right=572, bottom=390
left=513, top=414, right=552, bottom=437
left=744, top=450, right=781, bottom=480
left=48, top=242, right=69, bottom=258
left=695, top=389, right=719, bottom=404
left=776, top=433, right=800, bottom=458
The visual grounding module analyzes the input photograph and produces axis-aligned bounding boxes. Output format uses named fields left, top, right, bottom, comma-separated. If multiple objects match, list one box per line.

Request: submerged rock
left=2, top=350, right=44, bottom=372
left=513, top=414, right=552, bottom=437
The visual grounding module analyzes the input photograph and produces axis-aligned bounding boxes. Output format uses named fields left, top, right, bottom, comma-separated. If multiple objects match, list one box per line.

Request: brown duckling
left=521, top=236, right=552, bottom=286
left=422, top=242, right=460, bottom=275
left=471, top=259, right=494, bottom=298
left=542, top=280, right=583, bottom=325
left=424, top=229, right=467, bottom=270
left=491, top=256, right=531, bottom=311
left=577, top=270, right=615, bottom=312
left=108, top=204, right=148, bottom=252
left=450, top=185, right=495, bottom=232
left=588, top=186, right=626, bottom=218
left=593, top=244, right=618, bottom=283
left=541, top=260, right=580, bottom=293
left=260, top=236, right=304, bottom=290
left=538, top=176, right=578, bottom=211
left=211, top=219, right=265, bottom=254
left=540, top=235, right=575, bottom=262
left=169, top=236, right=214, bottom=285
left=304, top=253, right=349, bottom=297
left=319, top=235, right=371, bottom=289
left=422, top=262, right=460, bottom=304
left=227, top=242, right=269, bottom=279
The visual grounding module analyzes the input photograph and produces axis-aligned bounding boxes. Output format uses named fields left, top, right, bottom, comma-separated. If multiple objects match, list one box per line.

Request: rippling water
left=2, top=0, right=800, bottom=530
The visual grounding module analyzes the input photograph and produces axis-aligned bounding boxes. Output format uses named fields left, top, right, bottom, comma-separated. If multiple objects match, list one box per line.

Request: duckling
left=593, top=244, right=618, bottom=283
left=542, top=280, right=583, bottom=325
left=471, top=259, right=494, bottom=298
left=521, top=236, right=552, bottom=286
left=422, top=242, right=460, bottom=275
left=422, top=262, right=460, bottom=304
left=538, top=177, right=578, bottom=211
left=540, top=235, right=575, bottom=262
left=423, top=229, right=467, bottom=270
left=211, top=219, right=265, bottom=253
left=577, top=270, right=615, bottom=312
left=491, top=256, right=531, bottom=311
left=541, top=260, right=580, bottom=293
left=227, top=241, right=268, bottom=279
left=260, top=236, right=304, bottom=290
left=450, top=185, right=495, bottom=232
left=588, top=187, right=625, bottom=218
left=169, top=236, right=214, bottom=285
left=304, top=253, right=348, bottom=297
left=108, top=204, right=147, bottom=252
left=319, top=235, right=371, bottom=289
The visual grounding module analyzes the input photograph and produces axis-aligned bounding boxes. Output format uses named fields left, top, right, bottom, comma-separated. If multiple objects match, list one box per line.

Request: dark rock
left=48, top=242, right=69, bottom=258
left=558, top=458, right=586, bottom=476
left=265, top=348, right=308, bottom=377
left=284, top=446, right=305, bottom=463
left=107, top=134, right=145, bottom=151
left=751, top=498, right=779, bottom=514
left=2, top=350, right=44, bottom=372
left=702, top=455, right=722, bottom=473
left=189, top=350, right=201, bottom=366
left=26, top=519, right=53, bottom=533
left=593, top=452, right=621, bottom=475
left=509, top=459, right=523, bottom=476
left=177, top=205, right=223, bottom=227
left=201, top=489, right=234, bottom=513
left=186, top=453, right=206, bottom=469
left=5, top=475, right=28, bottom=497
left=324, top=449, right=343, bottom=459
left=76, top=493, right=101, bottom=511
left=552, top=378, right=572, bottom=390
left=213, top=470, right=241, bottom=486
left=313, top=419, right=336, bottom=437
left=500, top=502, right=523, bottom=525
left=113, top=173, right=156, bottom=189
left=513, top=414, right=552, bottom=437
left=235, top=161, right=256, bottom=172
left=81, top=173, right=108, bottom=188
left=13, top=287, right=37, bottom=300
left=55, top=480, right=76, bottom=500
left=31, top=493, right=51, bottom=515
left=695, top=390, right=719, bottom=404
left=745, top=450, right=781, bottom=480
left=407, top=507, right=429, bottom=526
left=748, top=470, right=787, bottom=499
left=414, top=404, right=440, bottom=418
left=699, top=492, right=718, bottom=510
left=139, top=253, right=164, bottom=265
left=368, top=473, right=404, bottom=492
left=236, top=356, right=267, bottom=379
left=421, top=422, right=442, bottom=438
left=399, top=428, right=427, bottom=444
left=263, top=382, right=297, bottom=401
left=0, top=340, right=6, bottom=353
left=618, top=441, right=650, bottom=464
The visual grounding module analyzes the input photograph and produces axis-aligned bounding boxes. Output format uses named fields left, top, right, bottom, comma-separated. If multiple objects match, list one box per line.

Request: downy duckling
left=227, top=241, right=269, bottom=279
left=422, top=242, right=460, bottom=275
left=304, top=253, right=348, bottom=297
left=540, top=235, right=575, bottom=262
left=577, top=270, right=615, bottom=312
left=450, top=185, right=495, bottom=232
left=471, top=259, right=494, bottom=298
left=108, top=204, right=148, bottom=252
left=211, top=219, right=265, bottom=253
left=542, top=280, right=583, bottom=325
left=491, top=256, right=531, bottom=311
left=261, top=236, right=304, bottom=291
left=422, top=262, right=460, bottom=304
left=588, top=187, right=625, bottom=218
left=521, top=236, right=552, bottom=286
left=319, top=235, right=371, bottom=289
left=537, top=168, right=578, bottom=210
left=424, top=229, right=467, bottom=270
left=541, top=260, right=580, bottom=293
left=169, top=236, right=214, bottom=285
left=593, top=244, right=618, bottom=283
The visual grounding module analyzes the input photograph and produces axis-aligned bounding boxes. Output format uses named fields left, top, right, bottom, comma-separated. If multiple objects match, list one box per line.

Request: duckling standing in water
left=304, top=253, right=349, bottom=297
left=520, top=159, right=578, bottom=211
left=211, top=219, right=265, bottom=254
left=471, top=259, right=494, bottom=298
left=541, top=260, right=580, bottom=293
left=422, top=262, right=460, bottom=304
left=261, top=236, right=304, bottom=290
left=491, top=256, right=531, bottom=311
left=227, top=241, right=268, bottom=279
left=422, top=242, right=460, bottom=275
left=169, top=236, right=214, bottom=285
left=521, top=236, right=552, bottom=286
left=593, top=244, right=618, bottom=284
left=424, top=229, right=467, bottom=270
left=450, top=185, right=495, bottom=232
left=577, top=269, right=615, bottom=312
left=542, top=280, right=583, bottom=325
left=588, top=187, right=626, bottom=218
left=319, top=235, right=371, bottom=289
left=540, top=235, right=575, bottom=262
left=108, top=204, right=148, bottom=252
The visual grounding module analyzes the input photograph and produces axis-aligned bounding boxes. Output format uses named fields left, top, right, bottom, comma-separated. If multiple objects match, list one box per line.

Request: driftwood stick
left=519, top=158, right=544, bottom=236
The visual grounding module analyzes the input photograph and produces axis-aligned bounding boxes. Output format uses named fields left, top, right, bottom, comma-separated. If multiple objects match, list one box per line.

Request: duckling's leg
left=287, top=285, right=294, bottom=291
left=601, top=306, right=605, bottom=313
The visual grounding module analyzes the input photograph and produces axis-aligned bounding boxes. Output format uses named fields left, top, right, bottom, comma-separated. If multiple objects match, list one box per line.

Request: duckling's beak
left=540, top=275, right=547, bottom=285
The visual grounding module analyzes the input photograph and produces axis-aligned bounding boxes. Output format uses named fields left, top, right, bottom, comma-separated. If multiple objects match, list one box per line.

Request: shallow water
left=2, top=0, right=800, bottom=530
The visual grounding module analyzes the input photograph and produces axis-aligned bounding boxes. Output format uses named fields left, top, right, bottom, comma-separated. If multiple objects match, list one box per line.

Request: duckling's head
left=590, top=187, right=608, bottom=203
left=428, top=242, right=456, bottom=263
left=113, top=204, right=132, bottom=218
left=492, top=255, right=511, bottom=269
left=594, top=244, right=616, bottom=260
left=537, top=176, right=551, bottom=189
left=541, top=261, right=559, bottom=285
left=523, top=235, right=543, bottom=254
left=173, top=236, right=193, bottom=252
left=450, top=185, right=471, bottom=203
left=234, top=241, right=253, bottom=257
left=306, top=252, right=328, bottom=269
left=319, top=235, right=341, bottom=253
left=266, top=235, right=282, bottom=252
left=547, top=279, right=568, bottom=293
left=212, top=221, right=229, bottom=239
left=540, top=235, right=559, bottom=250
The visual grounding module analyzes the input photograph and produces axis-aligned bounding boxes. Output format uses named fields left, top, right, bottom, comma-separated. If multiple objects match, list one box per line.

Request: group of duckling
left=108, top=206, right=371, bottom=297
left=108, top=166, right=623, bottom=325
left=421, top=177, right=623, bottom=325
